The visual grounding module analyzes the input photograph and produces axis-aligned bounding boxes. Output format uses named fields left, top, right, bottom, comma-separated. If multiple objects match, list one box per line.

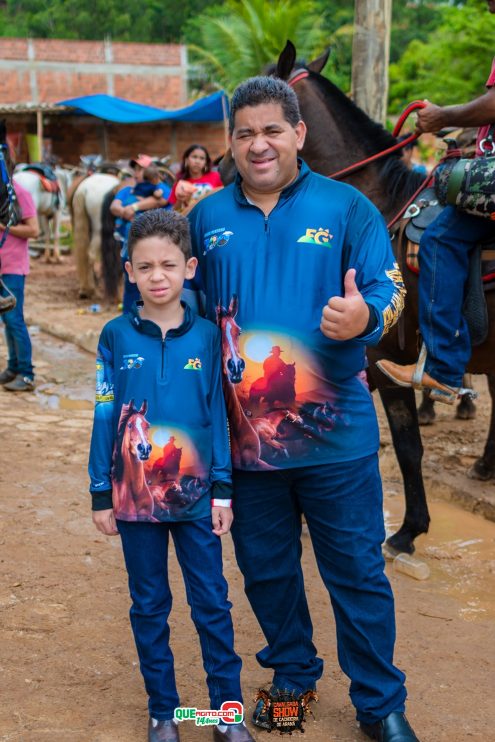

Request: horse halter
left=287, top=69, right=310, bottom=87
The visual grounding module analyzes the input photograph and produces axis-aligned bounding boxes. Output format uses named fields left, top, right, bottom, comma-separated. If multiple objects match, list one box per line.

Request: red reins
left=288, top=71, right=431, bottom=226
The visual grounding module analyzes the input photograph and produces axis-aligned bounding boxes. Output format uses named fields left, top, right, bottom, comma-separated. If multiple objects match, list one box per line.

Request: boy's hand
left=92, top=509, right=118, bottom=536
left=212, top=506, right=233, bottom=536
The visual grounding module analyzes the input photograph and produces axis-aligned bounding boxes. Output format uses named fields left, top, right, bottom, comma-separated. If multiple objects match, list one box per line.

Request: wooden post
left=221, top=93, right=229, bottom=151
left=351, top=0, right=392, bottom=124
left=36, top=109, right=44, bottom=161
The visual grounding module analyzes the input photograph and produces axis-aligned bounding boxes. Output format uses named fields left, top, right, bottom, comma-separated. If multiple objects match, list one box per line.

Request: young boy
left=88, top=210, right=253, bottom=742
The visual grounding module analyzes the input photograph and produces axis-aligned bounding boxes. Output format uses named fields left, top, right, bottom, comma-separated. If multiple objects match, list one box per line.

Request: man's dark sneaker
left=148, top=718, right=180, bottom=742
left=360, top=711, right=420, bottom=741
left=213, top=722, right=255, bottom=741
left=3, top=374, right=35, bottom=392
left=0, top=368, right=16, bottom=385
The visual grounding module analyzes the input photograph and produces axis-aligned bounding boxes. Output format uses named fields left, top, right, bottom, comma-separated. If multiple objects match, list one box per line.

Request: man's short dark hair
left=127, top=209, right=192, bottom=262
left=229, top=76, right=301, bottom=133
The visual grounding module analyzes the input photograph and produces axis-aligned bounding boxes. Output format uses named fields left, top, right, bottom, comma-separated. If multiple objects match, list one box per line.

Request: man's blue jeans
left=117, top=518, right=243, bottom=720
left=0, top=274, right=34, bottom=378
left=231, top=455, right=406, bottom=725
left=419, top=205, right=495, bottom=387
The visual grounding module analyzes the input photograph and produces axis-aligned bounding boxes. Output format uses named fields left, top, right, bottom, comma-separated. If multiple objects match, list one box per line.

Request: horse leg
left=379, top=386, right=430, bottom=555
left=468, top=372, right=495, bottom=480
left=456, top=373, right=477, bottom=420
left=417, top=391, right=435, bottom=426
left=51, top=210, right=62, bottom=263
left=41, top=215, right=51, bottom=263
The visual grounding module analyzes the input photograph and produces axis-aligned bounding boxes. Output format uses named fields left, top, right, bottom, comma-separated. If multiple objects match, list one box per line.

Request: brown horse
left=112, top=399, right=154, bottom=518
left=216, top=295, right=275, bottom=470
left=219, top=42, right=495, bottom=554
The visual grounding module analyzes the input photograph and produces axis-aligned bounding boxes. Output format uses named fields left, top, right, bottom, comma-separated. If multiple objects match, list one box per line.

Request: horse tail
left=71, top=183, right=93, bottom=296
left=100, top=187, right=122, bottom=303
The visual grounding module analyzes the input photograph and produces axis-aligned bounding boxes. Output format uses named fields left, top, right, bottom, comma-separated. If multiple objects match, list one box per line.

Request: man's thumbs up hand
left=320, top=268, right=370, bottom=340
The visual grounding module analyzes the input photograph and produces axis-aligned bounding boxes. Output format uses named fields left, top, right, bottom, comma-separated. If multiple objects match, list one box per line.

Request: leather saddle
left=23, top=163, right=60, bottom=205
left=401, top=187, right=495, bottom=346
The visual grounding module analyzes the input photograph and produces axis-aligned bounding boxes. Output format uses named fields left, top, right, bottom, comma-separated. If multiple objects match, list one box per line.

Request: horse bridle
left=287, top=69, right=432, bottom=228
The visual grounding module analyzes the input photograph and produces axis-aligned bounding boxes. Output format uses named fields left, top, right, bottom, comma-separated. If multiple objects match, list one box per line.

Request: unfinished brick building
left=0, top=37, right=226, bottom=164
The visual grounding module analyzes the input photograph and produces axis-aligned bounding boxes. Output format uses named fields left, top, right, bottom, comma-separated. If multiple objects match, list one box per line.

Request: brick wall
left=4, top=115, right=227, bottom=168
left=0, top=37, right=187, bottom=107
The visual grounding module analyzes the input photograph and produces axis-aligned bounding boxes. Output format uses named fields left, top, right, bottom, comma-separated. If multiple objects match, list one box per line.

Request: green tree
left=185, top=0, right=329, bottom=94
left=0, top=0, right=218, bottom=41
left=389, top=0, right=495, bottom=112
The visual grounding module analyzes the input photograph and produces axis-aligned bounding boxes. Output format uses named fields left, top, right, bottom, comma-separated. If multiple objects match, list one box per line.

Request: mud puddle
left=384, top=494, right=495, bottom=620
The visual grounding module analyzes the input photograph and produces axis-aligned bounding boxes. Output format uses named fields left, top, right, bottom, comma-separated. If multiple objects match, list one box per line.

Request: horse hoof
left=467, top=460, right=495, bottom=481
left=418, top=408, right=435, bottom=426
left=455, top=402, right=476, bottom=420
left=386, top=532, right=415, bottom=556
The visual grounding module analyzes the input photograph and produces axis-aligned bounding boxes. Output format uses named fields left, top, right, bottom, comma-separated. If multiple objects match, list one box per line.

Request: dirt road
left=0, top=258, right=494, bottom=741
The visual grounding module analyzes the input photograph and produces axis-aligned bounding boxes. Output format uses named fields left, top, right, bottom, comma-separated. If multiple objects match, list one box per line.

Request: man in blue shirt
left=188, top=77, right=420, bottom=742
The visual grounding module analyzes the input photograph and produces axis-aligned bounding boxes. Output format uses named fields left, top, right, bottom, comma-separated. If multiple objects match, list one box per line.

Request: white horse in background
left=13, top=166, right=75, bottom=263
left=71, top=172, right=120, bottom=299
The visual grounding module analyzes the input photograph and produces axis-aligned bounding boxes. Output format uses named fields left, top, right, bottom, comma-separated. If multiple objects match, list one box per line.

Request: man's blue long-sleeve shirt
left=188, top=160, right=405, bottom=471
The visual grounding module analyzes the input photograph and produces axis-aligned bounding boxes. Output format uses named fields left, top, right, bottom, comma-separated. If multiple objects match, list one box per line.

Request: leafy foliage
left=0, top=0, right=218, bottom=42
left=185, top=0, right=329, bottom=94
left=389, top=0, right=495, bottom=112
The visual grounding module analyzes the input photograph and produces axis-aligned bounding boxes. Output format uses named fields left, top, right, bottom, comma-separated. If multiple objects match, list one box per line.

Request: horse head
left=216, top=295, right=246, bottom=384
left=122, top=399, right=152, bottom=461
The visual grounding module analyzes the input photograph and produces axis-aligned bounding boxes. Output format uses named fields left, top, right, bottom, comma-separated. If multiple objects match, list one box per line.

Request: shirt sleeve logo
left=297, top=227, right=333, bottom=246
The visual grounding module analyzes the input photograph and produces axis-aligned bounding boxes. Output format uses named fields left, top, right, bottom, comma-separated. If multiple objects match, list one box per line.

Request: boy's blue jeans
left=231, top=455, right=406, bottom=725
left=418, top=205, right=495, bottom=387
left=0, top=274, right=34, bottom=378
left=117, top=518, right=243, bottom=721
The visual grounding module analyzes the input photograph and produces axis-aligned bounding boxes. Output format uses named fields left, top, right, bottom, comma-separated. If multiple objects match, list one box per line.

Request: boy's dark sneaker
left=148, top=718, right=180, bottom=742
left=0, top=368, right=16, bottom=384
left=3, top=374, right=35, bottom=392
left=213, top=722, right=255, bottom=741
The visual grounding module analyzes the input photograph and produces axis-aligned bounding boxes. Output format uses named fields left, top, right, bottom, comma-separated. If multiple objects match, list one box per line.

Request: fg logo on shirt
left=297, top=227, right=333, bottom=246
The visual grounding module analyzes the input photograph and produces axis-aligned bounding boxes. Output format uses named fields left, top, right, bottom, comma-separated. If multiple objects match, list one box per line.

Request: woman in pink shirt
left=0, top=163, right=40, bottom=391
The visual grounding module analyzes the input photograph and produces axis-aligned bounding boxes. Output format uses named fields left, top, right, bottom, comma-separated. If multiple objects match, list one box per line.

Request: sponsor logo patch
left=203, top=228, right=234, bottom=255
left=184, top=357, right=202, bottom=370
left=296, top=227, right=333, bottom=246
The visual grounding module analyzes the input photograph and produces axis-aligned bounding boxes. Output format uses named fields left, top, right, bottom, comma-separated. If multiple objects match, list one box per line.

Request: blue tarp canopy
left=55, top=92, right=228, bottom=123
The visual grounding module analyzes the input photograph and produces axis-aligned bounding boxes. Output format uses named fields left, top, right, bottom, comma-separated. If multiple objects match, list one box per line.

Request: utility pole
left=351, top=0, right=392, bottom=124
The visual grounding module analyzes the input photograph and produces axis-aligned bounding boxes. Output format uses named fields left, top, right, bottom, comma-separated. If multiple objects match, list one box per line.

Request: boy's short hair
left=229, top=76, right=301, bottom=134
left=127, top=209, right=192, bottom=262
left=142, top=164, right=161, bottom=184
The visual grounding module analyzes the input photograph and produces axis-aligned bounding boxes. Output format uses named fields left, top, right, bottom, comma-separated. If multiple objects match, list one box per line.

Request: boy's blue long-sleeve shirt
left=188, top=160, right=406, bottom=471
left=88, top=302, right=232, bottom=521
